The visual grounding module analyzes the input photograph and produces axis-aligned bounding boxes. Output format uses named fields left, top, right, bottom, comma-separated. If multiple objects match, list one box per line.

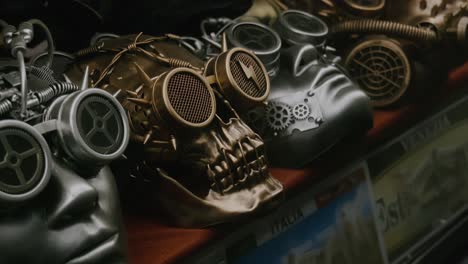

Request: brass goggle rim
left=212, top=47, right=271, bottom=103
left=155, top=67, right=217, bottom=128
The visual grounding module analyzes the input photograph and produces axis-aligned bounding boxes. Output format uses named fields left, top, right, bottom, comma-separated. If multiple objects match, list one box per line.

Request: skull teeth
left=236, top=166, right=246, bottom=182
left=207, top=137, right=269, bottom=194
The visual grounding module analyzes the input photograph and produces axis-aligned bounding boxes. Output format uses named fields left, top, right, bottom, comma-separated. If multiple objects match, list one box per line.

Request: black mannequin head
left=0, top=162, right=127, bottom=263
left=0, top=88, right=130, bottom=263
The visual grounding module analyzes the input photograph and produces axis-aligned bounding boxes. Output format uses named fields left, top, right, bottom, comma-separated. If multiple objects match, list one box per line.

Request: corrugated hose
left=332, top=19, right=439, bottom=42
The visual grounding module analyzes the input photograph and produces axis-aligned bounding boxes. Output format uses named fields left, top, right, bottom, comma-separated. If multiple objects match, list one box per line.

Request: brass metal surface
left=240, top=0, right=288, bottom=24
left=207, top=47, right=271, bottom=110
left=344, top=38, right=411, bottom=107
left=343, top=0, right=386, bottom=16
left=385, top=0, right=467, bottom=30
left=151, top=67, right=216, bottom=128
left=281, top=0, right=386, bottom=21
left=67, top=34, right=283, bottom=227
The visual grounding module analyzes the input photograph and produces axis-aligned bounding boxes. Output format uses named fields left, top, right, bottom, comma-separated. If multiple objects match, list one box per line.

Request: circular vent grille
left=77, top=94, right=125, bottom=155
left=229, top=51, right=268, bottom=99
left=345, top=39, right=411, bottom=107
left=0, top=124, right=48, bottom=196
left=167, top=71, right=215, bottom=125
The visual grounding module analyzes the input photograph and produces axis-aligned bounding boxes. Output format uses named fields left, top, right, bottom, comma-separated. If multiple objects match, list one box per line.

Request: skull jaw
left=153, top=168, right=283, bottom=228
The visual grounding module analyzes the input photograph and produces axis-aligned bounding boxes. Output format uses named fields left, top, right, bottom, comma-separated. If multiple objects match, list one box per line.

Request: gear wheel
left=292, top=103, right=311, bottom=120
left=265, top=102, right=292, bottom=131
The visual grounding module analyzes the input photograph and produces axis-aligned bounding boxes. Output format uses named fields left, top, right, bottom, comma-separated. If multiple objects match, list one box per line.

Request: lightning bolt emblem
left=238, top=60, right=261, bottom=91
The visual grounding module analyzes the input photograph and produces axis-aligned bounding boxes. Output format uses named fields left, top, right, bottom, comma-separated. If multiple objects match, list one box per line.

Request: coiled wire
left=75, top=45, right=102, bottom=57
left=30, top=66, right=56, bottom=85
left=0, top=82, right=79, bottom=116
left=168, top=58, right=194, bottom=68
left=332, top=19, right=439, bottom=42
left=34, top=82, right=79, bottom=103
left=0, top=99, right=13, bottom=115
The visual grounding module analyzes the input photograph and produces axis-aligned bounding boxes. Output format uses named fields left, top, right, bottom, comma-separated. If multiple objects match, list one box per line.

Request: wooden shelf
left=123, top=62, right=468, bottom=264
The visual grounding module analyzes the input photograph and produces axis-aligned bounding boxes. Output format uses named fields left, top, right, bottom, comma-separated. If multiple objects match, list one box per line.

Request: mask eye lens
left=283, top=12, right=326, bottom=33
left=227, top=22, right=281, bottom=74
left=276, top=10, right=329, bottom=46
left=47, top=89, right=130, bottom=166
left=154, top=68, right=216, bottom=128
left=231, top=23, right=280, bottom=52
left=211, top=48, right=270, bottom=110
left=229, top=51, right=269, bottom=99
left=77, top=94, right=125, bottom=155
left=0, top=120, right=51, bottom=202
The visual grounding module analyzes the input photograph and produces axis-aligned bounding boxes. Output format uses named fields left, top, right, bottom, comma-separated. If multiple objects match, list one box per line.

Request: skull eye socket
left=209, top=48, right=270, bottom=111
left=154, top=68, right=216, bottom=128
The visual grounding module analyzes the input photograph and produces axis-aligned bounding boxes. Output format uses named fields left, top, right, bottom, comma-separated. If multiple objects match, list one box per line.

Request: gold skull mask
left=66, top=34, right=283, bottom=227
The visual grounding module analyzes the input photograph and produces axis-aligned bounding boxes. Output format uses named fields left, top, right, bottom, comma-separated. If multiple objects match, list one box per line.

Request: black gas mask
left=0, top=19, right=129, bottom=263
left=191, top=9, right=373, bottom=167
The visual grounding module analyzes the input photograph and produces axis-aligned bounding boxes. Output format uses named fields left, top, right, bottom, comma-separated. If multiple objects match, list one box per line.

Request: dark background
left=0, top=0, right=252, bottom=51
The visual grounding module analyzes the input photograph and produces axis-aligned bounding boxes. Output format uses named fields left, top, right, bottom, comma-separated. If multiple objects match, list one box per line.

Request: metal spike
left=133, top=62, right=153, bottom=88
left=143, top=130, right=154, bottom=145
left=127, top=97, right=151, bottom=107
left=113, top=89, right=122, bottom=98
left=321, top=0, right=335, bottom=7
left=150, top=140, right=164, bottom=144
left=126, top=90, right=139, bottom=98
left=81, top=66, right=90, bottom=90
left=221, top=32, right=228, bottom=53
left=121, top=153, right=128, bottom=160
left=63, top=73, right=73, bottom=84
left=150, top=140, right=171, bottom=149
left=135, top=86, right=144, bottom=95
left=170, top=135, right=177, bottom=151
